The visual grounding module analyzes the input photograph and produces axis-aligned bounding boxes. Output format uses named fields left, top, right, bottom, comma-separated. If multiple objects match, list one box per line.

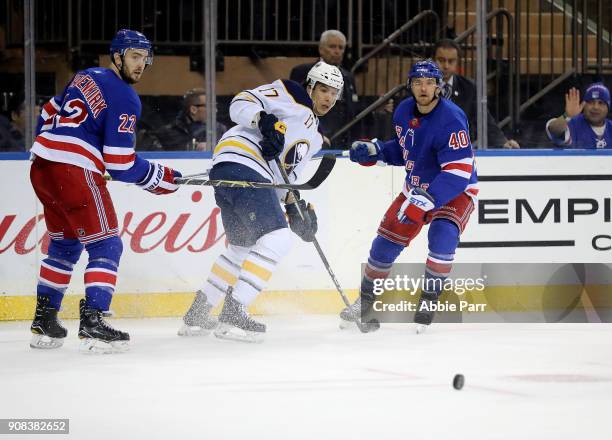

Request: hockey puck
left=453, top=374, right=465, bottom=390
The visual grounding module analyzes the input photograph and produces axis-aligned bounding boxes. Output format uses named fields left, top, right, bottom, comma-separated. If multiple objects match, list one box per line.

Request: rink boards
left=1, top=151, right=611, bottom=320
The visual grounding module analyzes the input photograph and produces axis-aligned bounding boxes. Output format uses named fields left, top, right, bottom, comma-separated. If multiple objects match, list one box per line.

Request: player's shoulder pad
left=95, top=69, right=140, bottom=110
left=280, top=79, right=313, bottom=108
left=397, top=96, right=414, bottom=110
left=393, top=96, right=414, bottom=120
left=71, top=67, right=110, bottom=86
left=439, top=99, right=469, bottom=127
left=85, top=67, right=120, bottom=85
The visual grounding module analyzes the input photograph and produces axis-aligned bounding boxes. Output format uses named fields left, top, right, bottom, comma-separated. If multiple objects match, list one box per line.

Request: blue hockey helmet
left=408, top=59, right=443, bottom=87
left=110, top=29, right=153, bottom=65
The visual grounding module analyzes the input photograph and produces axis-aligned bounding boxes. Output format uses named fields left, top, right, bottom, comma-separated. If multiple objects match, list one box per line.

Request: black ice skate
left=414, top=290, right=439, bottom=334
left=214, top=292, right=265, bottom=343
left=78, top=299, right=130, bottom=353
left=30, top=296, right=67, bottom=349
left=178, top=290, right=218, bottom=336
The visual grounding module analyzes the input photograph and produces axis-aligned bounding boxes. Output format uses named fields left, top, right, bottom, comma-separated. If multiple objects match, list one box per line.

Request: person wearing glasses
left=155, top=88, right=228, bottom=151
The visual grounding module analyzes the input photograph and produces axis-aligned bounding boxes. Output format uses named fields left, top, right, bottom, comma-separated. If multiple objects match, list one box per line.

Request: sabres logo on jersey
left=282, top=140, right=310, bottom=174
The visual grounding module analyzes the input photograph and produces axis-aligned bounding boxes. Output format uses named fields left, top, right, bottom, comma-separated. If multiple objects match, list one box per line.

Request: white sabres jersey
left=213, top=79, right=323, bottom=184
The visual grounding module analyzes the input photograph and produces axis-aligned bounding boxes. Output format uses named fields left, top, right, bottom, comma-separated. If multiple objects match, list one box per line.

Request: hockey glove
left=258, top=112, right=287, bottom=161
left=349, top=139, right=384, bottom=166
left=285, top=199, right=318, bottom=242
left=138, top=162, right=182, bottom=195
left=397, top=187, right=435, bottom=224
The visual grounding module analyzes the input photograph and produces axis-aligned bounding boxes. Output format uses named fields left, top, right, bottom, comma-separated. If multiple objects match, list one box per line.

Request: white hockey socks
left=201, top=244, right=249, bottom=306
left=231, top=228, right=292, bottom=306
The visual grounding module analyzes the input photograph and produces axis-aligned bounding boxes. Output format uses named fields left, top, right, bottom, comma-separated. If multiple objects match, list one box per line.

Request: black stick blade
left=175, top=154, right=337, bottom=191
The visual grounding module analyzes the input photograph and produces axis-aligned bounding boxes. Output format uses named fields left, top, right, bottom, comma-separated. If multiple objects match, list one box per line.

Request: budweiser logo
left=0, top=191, right=226, bottom=255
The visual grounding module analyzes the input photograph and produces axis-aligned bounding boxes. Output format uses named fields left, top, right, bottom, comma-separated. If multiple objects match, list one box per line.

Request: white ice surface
left=1, top=317, right=611, bottom=440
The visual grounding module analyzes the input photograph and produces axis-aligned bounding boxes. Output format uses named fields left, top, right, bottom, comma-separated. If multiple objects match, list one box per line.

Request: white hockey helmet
left=306, top=61, right=344, bottom=101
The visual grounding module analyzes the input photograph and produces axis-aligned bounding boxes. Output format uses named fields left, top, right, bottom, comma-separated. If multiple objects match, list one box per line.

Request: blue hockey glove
left=258, top=112, right=287, bottom=161
left=349, top=139, right=384, bottom=166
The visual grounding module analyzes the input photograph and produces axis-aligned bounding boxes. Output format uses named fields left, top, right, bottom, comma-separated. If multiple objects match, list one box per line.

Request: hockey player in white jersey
left=179, top=61, right=344, bottom=342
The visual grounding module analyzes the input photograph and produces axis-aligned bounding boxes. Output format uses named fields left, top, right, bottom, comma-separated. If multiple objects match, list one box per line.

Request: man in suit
left=289, top=30, right=360, bottom=148
left=433, top=39, right=520, bottom=149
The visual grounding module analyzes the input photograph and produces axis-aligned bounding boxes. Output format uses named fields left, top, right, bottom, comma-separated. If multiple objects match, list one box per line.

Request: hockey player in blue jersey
left=340, top=60, right=478, bottom=333
left=546, top=82, right=612, bottom=149
left=29, top=29, right=182, bottom=353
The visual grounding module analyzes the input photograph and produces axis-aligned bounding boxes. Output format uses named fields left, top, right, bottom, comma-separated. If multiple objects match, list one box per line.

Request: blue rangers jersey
left=545, top=113, right=612, bottom=149
left=31, top=67, right=151, bottom=182
left=378, top=97, right=478, bottom=207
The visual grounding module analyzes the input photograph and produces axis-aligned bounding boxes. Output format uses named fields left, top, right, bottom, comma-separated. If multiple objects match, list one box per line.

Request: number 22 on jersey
left=118, top=114, right=136, bottom=133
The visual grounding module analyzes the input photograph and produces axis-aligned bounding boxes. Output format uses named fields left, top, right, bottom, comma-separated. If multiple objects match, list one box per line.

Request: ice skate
left=339, top=293, right=375, bottom=330
left=414, top=290, right=438, bottom=334
left=178, top=290, right=218, bottom=336
left=30, top=296, right=67, bottom=349
left=339, top=296, right=361, bottom=329
left=214, top=293, right=265, bottom=343
left=78, top=299, right=130, bottom=353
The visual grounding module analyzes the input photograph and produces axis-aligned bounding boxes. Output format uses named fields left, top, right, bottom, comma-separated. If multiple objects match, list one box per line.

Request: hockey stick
left=311, top=150, right=349, bottom=160
left=169, top=171, right=210, bottom=180
left=181, top=171, right=210, bottom=178
left=103, top=170, right=209, bottom=182
left=274, top=158, right=379, bottom=334
left=175, top=154, right=336, bottom=190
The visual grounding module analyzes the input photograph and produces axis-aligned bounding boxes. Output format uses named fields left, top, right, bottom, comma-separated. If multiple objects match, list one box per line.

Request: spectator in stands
left=0, top=113, right=21, bottom=152
left=0, top=94, right=35, bottom=152
left=154, top=88, right=227, bottom=151
left=546, top=83, right=612, bottom=149
left=289, top=30, right=362, bottom=148
left=433, top=39, right=520, bottom=149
